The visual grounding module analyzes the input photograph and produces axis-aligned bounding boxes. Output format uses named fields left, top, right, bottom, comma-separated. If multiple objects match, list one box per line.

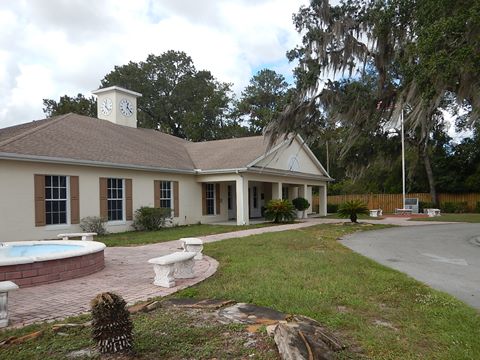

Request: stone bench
left=180, top=237, right=204, bottom=260
left=394, top=208, right=413, bottom=215
left=0, top=281, right=19, bottom=328
left=57, top=232, right=97, bottom=241
left=148, top=252, right=196, bottom=288
left=424, top=208, right=441, bottom=217
left=369, top=209, right=383, bottom=217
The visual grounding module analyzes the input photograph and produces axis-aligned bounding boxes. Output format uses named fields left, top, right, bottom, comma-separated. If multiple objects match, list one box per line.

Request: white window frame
left=159, top=181, right=173, bottom=210
left=107, top=178, right=125, bottom=224
left=45, top=175, right=70, bottom=228
left=205, top=183, right=216, bottom=216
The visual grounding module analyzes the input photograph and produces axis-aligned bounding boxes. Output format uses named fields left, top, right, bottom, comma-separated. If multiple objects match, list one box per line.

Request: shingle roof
left=0, top=113, right=270, bottom=172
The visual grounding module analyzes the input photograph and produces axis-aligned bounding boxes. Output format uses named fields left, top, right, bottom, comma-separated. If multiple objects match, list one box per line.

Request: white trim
left=92, top=86, right=142, bottom=97
left=44, top=174, right=70, bottom=226
left=106, top=177, right=125, bottom=223
left=0, top=153, right=195, bottom=174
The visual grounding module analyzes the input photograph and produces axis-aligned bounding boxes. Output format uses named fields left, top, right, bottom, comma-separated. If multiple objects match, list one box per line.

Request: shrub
left=80, top=216, right=107, bottom=235
left=337, top=200, right=369, bottom=223
left=264, top=199, right=296, bottom=223
left=327, top=203, right=339, bottom=213
left=292, top=197, right=310, bottom=211
left=440, top=202, right=468, bottom=213
left=419, top=201, right=435, bottom=213
left=132, top=206, right=172, bottom=231
left=91, top=292, right=133, bottom=354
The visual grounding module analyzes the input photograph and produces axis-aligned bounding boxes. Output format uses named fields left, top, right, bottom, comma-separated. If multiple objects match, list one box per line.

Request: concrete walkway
left=6, top=216, right=449, bottom=328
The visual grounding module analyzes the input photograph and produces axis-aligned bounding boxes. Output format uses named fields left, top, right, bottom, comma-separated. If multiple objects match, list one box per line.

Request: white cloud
left=0, top=0, right=307, bottom=128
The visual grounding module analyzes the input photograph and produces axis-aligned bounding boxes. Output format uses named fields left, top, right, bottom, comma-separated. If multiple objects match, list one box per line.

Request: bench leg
left=152, top=264, right=176, bottom=288
left=175, top=259, right=195, bottom=279
left=0, top=292, right=10, bottom=328
left=185, top=244, right=203, bottom=260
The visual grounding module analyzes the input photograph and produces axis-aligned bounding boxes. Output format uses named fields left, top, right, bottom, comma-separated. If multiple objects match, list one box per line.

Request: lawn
left=409, top=213, right=480, bottom=223
left=1, top=224, right=479, bottom=359
left=324, top=213, right=385, bottom=220
left=97, top=222, right=276, bottom=246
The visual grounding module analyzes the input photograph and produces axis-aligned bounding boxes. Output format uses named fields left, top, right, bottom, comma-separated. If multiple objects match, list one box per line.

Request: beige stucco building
left=0, top=86, right=331, bottom=242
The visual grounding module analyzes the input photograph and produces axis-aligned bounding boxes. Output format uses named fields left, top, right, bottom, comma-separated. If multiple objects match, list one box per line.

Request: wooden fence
left=320, top=193, right=480, bottom=213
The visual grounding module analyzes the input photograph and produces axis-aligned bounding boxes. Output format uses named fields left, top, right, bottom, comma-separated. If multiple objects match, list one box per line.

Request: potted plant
left=292, top=197, right=310, bottom=219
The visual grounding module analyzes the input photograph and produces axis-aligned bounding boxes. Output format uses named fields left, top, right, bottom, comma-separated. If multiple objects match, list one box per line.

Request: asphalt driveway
left=340, top=223, right=480, bottom=309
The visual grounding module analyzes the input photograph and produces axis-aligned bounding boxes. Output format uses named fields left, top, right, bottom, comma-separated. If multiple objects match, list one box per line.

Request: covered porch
left=196, top=173, right=327, bottom=226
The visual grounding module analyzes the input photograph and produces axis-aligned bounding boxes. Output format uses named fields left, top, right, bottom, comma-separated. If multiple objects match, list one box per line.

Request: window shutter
left=172, top=181, right=179, bottom=217
left=125, top=178, right=133, bottom=221
left=70, top=176, right=80, bottom=224
left=202, top=183, right=207, bottom=215
left=34, top=174, right=45, bottom=227
left=215, top=183, right=221, bottom=215
left=154, top=180, right=160, bottom=208
left=99, top=177, right=108, bottom=220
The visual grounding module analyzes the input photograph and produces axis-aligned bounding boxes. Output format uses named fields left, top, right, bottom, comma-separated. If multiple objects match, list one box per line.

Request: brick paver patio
left=7, top=216, right=450, bottom=328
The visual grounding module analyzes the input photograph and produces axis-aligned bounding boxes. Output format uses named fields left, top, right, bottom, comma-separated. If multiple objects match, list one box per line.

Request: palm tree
left=337, top=200, right=369, bottom=223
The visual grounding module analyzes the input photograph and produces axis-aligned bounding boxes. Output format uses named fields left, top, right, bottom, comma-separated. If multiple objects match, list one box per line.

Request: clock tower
left=92, top=86, right=142, bottom=128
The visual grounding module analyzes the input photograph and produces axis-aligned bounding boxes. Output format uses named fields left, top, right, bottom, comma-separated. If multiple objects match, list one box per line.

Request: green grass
left=97, top=223, right=276, bottom=247
left=409, top=213, right=480, bottom=223
left=0, top=308, right=276, bottom=360
left=175, top=224, right=480, bottom=359
left=324, top=213, right=385, bottom=220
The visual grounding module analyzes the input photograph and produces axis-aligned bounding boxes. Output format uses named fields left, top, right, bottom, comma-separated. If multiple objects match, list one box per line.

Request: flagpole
left=401, top=108, right=406, bottom=209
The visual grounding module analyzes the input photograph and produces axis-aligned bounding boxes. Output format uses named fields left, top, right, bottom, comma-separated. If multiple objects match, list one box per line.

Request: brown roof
left=0, top=113, right=269, bottom=172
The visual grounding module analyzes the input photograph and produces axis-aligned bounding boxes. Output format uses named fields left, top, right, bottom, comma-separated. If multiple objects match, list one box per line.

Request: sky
left=0, top=0, right=308, bottom=128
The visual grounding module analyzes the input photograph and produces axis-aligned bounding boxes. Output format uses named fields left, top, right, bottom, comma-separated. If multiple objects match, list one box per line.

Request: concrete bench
left=369, top=209, right=383, bottom=217
left=180, top=238, right=204, bottom=260
left=395, top=208, right=413, bottom=215
left=148, top=252, right=196, bottom=288
left=57, top=232, right=97, bottom=241
left=424, top=208, right=441, bottom=217
left=0, top=281, right=19, bottom=328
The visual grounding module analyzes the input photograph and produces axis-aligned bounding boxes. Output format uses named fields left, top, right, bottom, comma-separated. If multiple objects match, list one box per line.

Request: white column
left=236, top=176, right=249, bottom=225
left=319, top=185, right=327, bottom=216
left=298, top=184, right=307, bottom=198
left=271, top=182, right=282, bottom=200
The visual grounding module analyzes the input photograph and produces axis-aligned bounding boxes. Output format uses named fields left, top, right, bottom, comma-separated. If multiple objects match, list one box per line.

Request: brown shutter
left=99, top=177, right=108, bottom=220
left=34, top=174, right=45, bottom=227
left=154, top=180, right=160, bottom=208
left=215, top=183, right=221, bottom=215
left=202, top=183, right=207, bottom=215
left=70, top=176, right=80, bottom=224
left=125, top=178, right=133, bottom=221
left=173, top=181, right=179, bottom=217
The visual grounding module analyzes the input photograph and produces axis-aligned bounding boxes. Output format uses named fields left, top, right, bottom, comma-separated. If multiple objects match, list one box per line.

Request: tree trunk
left=422, top=142, right=437, bottom=205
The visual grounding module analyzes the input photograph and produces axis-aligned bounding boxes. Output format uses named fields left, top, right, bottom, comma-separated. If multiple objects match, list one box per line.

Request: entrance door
left=227, top=185, right=236, bottom=220
left=249, top=184, right=262, bottom=218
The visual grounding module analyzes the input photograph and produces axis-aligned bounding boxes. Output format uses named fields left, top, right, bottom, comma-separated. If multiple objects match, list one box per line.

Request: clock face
left=119, top=98, right=134, bottom=117
left=100, top=98, right=113, bottom=115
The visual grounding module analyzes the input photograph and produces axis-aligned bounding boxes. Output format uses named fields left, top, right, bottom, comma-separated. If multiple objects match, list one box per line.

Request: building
left=0, top=86, right=331, bottom=241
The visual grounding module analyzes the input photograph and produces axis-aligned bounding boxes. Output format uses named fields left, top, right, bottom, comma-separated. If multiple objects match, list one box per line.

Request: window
left=45, top=175, right=68, bottom=225
left=253, top=186, right=258, bottom=208
left=107, top=178, right=124, bottom=221
left=159, top=181, right=172, bottom=209
left=282, top=186, right=289, bottom=200
left=206, top=183, right=215, bottom=215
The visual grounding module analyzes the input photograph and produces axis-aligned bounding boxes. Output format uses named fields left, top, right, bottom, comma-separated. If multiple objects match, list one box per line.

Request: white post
left=319, top=185, right=327, bottom=216
left=272, top=182, right=282, bottom=200
left=401, top=109, right=406, bottom=209
left=236, top=176, right=249, bottom=225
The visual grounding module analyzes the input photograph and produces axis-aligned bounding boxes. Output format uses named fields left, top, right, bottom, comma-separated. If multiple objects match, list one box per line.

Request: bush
left=440, top=202, right=468, bottom=213
left=419, top=201, right=435, bottom=213
left=132, top=207, right=172, bottom=231
left=292, top=197, right=310, bottom=211
left=338, top=200, right=369, bottom=223
left=327, top=203, right=339, bottom=213
left=80, top=216, right=107, bottom=235
left=264, top=199, right=296, bottom=223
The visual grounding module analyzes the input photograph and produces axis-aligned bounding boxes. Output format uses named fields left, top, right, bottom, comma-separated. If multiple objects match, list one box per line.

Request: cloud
left=0, top=0, right=306, bottom=128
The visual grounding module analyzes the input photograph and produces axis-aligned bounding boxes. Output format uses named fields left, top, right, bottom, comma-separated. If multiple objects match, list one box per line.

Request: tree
left=43, top=93, right=96, bottom=118
left=101, top=51, right=238, bottom=141
left=235, top=69, right=291, bottom=134
left=268, top=0, right=480, bottom=203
